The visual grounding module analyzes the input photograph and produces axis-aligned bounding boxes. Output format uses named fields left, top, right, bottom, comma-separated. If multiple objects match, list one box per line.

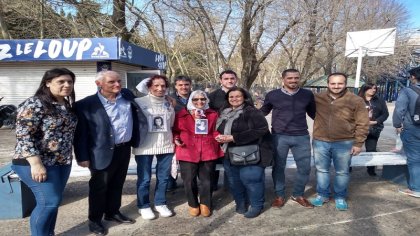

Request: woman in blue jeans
left=216, top=87, right=272, bottom=218
left=132, top=75, right=175, bottom=220
left=11, top=68, right=77, bottom=236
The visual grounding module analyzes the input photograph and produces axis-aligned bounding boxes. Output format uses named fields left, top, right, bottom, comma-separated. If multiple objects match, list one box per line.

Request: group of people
left=10, top=66, right=420, bottom=236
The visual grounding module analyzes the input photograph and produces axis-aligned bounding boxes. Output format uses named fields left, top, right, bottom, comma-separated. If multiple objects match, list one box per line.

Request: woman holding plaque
left=133, top=75, right=176, bottom=220
left=173, top=90, right=224, bottom=217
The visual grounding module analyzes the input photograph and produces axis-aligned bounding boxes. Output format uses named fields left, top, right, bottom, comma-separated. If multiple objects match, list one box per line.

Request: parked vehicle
left=0, top=97, right=17, bottom=128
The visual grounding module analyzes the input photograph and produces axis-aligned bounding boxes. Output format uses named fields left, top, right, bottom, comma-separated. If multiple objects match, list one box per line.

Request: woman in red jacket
left=173, top=90, right=224, bottom=217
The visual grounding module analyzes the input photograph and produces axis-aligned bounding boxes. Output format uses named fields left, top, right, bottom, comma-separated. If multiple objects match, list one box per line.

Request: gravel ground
left=1, top=103, right=419, bottom=236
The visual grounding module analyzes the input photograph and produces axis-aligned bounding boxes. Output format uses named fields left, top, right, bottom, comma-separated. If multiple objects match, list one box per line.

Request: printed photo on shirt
left=149, top=114, right=167, bottom=132
left=195, top=119, right=208, bottom=134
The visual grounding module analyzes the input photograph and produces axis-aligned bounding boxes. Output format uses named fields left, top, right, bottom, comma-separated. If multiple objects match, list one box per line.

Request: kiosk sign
left=0, top=38, right=118, bottom=61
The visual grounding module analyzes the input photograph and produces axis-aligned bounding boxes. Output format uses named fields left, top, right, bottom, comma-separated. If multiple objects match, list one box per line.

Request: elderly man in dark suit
left=74, top=70, right=147, bottom=235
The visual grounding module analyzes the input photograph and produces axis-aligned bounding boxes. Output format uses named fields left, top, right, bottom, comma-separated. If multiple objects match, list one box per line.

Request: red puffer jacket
left=173, top=108, right=224, bottom=163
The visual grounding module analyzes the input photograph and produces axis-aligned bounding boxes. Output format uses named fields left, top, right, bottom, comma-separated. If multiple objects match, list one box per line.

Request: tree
left=1, top=0, right=413, bottom=88
left=0, top=1, right=12, bottom=39
left=163, top=0, right=301, bottom=89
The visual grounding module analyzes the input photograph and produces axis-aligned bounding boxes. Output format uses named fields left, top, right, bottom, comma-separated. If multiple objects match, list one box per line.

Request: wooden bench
left=70, top=152, right=408, bottom=186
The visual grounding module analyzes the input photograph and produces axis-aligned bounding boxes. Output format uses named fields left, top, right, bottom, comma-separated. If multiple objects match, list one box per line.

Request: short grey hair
left=95, top=70, right=121, bottom=81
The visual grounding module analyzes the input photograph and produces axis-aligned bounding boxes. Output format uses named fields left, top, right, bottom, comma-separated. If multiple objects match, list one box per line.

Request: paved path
left=1, top=168, right=419, bottom=236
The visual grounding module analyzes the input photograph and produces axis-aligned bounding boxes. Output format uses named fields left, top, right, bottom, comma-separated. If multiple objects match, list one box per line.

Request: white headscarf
left=136, top=78, right=150, bottom=94
left=136, top=77, right=169, bottom=95
left=186, top=90, right=210, bottom=117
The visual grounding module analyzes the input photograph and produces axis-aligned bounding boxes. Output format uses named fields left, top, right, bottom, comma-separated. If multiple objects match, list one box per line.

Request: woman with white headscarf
left=173, top=90, right=224, bottom=217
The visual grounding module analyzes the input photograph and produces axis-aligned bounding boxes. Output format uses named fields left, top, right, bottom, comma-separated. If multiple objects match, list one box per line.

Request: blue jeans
left=223, top=158, right=265, bottom=210
left=272, top=134, right=311, bottom=197
left=135, top=153, right=173, bottom=208
left=11, top=164, right=71, bottom=236
left=312, top=140, right=353, bottom=199
left=401, top=127, right=420, bottom=192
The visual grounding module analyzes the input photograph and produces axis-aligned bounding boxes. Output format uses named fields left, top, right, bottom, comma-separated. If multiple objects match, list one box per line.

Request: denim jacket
left=392, top=83, right=420, bottom=129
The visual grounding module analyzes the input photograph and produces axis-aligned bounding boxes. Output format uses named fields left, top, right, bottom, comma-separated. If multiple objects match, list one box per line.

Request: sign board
left=0, top=37, right=119, bottom=61
left=345, top=28, right=396, bottom=57
left=345, top=28, right=396, bottom=89
left=119, top=40, right=166, bottom=70
left=0, top=37, right=166, bottom=70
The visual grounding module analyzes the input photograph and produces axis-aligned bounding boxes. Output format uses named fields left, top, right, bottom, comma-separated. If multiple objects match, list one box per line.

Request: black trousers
left=88, top=145, right=131, bottom=222
left=365, top=133, right=379, bottom=152
left=365, top=133, right=379, bottom=172
left=179, top=160, right=217, bottom=208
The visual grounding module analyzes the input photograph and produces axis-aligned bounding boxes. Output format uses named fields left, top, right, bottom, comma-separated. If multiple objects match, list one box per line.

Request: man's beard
left=328, top=87, right=347, bottom=97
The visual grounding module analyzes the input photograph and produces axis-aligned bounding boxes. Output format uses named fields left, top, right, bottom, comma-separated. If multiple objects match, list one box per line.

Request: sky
left=399, top=0, right=420, bottom=29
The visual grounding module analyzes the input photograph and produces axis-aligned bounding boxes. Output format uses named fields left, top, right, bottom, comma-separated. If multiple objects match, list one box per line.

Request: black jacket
left=169, top=92, right=190, bottom=113
left=217, top=105, right=273, bottom=167
left=208, top=88, right=228, bottom=112
left=209, top=88, right=253, bottom=113
left=368, top=95, right=389, bottom=129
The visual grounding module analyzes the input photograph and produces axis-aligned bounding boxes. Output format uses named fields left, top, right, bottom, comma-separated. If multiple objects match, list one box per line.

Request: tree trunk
left=300, top=0, right=319, bottom=81
left=113, top=0, right=130, bottom=41
left=0, top=8, right=12, bottom=39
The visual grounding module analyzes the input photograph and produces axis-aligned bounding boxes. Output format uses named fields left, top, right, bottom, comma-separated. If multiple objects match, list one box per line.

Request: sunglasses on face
left=192, top=98, right=207, bottom=101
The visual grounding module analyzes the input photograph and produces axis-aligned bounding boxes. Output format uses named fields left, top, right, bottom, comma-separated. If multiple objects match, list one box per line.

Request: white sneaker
left=139, top=207, right=156, bottom=220
left=155, top=205, right=173, bottom=217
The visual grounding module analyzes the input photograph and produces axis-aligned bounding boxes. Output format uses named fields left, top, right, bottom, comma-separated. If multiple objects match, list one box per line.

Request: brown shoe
left=290, top=196, right=314, bottom=208
left=189, top=207, right=200, bottom=217
left=271, top=197, right=286, bottom=208
left=200, top=204, right=211, bottom=217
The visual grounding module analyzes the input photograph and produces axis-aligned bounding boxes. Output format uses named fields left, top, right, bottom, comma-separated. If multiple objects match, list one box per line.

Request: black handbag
left=228, top=137, right=262, bottom=166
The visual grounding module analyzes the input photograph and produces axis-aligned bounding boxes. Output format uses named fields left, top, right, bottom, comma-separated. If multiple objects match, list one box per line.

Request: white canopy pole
left=355, top=47, right=364, bottom=89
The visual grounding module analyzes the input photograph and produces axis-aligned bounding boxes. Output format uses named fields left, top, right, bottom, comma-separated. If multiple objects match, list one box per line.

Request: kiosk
left=0, top=37, right=166, bottom=106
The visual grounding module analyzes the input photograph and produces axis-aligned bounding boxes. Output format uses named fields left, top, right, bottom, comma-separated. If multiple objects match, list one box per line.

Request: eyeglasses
left=192, top=98, right=207, bottom=101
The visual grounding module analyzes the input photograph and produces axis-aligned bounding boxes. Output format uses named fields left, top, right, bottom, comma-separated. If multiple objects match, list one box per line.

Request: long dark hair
left=358, top=83, right=377, bottom=101
left=221, top=87, right=254, bottom=110
left=34, top=68, right=76, bottom=113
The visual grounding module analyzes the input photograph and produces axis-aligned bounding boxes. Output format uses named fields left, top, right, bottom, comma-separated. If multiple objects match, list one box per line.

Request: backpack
left=409, top=85, right=420, bottom=125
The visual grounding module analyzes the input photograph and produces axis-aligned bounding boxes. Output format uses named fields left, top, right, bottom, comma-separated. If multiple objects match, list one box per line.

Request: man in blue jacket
left=393, top=66, right=420, bottom=198
left=74, top=70, right=147, bottom=235
left=260, top=69, right=316, bottom=209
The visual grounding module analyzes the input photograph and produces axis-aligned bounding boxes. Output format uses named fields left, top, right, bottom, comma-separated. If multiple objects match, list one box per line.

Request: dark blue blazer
left=73, top=88, right=148, bottom=170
